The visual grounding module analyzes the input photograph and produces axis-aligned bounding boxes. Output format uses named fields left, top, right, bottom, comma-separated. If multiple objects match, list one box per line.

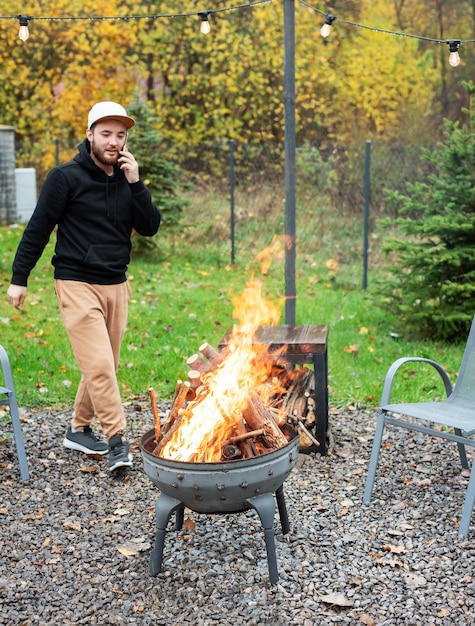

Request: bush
left=376, top=81, right=475, bottom=340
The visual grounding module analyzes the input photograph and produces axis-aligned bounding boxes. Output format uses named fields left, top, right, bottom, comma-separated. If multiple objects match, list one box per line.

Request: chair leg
left=454, top=428, right=469, bottom=470
left=7, top=390, right=29, bottom=481
left=459, top=462, right=475, bottom=538
left=363, top=409, right=386, bottom=503
left=0, top=345, right=29, bottom=481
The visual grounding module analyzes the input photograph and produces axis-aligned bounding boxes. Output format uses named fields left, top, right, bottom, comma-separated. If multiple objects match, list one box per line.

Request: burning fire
left=158, top=280, right=284, bottom=462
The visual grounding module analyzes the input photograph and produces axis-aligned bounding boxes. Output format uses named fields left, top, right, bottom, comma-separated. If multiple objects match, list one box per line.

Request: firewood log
left=242, top=391, right=288, bottom=449
left=148, top=387, right=161, bottom=442
left=187, top=369, right=202, bottom=389
left=162, top=381, right=191, bottom=435
left=186, top=353, right=212, bottom=374
left=153, top=408, right=187, bottom=456
left=199, top=342, right=224, bottom=367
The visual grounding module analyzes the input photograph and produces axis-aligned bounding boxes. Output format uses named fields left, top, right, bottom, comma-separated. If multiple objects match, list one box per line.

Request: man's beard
left=91, top=144, right=119, bottom=167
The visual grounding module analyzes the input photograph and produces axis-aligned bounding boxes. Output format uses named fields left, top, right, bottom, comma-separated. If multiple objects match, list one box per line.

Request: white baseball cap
left=87, top=101, right=135, bottom=130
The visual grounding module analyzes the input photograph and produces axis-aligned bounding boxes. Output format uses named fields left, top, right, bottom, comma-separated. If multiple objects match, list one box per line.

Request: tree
left=0, top=0, right=471, bottom=182
left=378, top=80, right=475, bottom=340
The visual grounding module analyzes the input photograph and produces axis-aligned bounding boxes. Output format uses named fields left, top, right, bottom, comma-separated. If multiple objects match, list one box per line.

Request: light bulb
left=446, top=40, right=461, bottom=67
left=449, top=51, right=460, bottom=67
left=18, top=15, right=30, bottom=41
left=320, top=14, right=336, bottom=39
left=199, top=13, right=211, bottom=35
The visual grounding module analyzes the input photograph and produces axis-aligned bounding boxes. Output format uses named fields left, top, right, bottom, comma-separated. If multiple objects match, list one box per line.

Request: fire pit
left=141, top=280, right=314, bottom=584
left=141, top=425, right=299, bottom=585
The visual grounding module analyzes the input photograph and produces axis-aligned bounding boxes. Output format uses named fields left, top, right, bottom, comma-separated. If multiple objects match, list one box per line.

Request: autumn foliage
left=0, top=0, right=473, bottom=180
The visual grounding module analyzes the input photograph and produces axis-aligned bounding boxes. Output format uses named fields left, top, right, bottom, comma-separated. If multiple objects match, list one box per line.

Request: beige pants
left=55, top=279, right=131, bottom=440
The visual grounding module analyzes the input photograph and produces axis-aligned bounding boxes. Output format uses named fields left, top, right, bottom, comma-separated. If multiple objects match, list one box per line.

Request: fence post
left=363, top=139, right=371, bottom=290
left=229, top=138, right=236, bottom=265
left=284, top=0, right=296, bottom=324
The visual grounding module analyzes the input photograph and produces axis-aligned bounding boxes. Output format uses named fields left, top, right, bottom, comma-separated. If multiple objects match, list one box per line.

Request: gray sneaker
left=108, top=435, right=133, bottom=471
left=63, top=426, right=109, bottom=455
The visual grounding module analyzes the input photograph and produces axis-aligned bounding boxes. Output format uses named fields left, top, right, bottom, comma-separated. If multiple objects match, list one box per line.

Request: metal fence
left=15, top=136, right=435, bottom=220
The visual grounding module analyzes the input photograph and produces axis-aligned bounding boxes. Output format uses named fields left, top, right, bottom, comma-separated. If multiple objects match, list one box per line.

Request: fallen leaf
left=319, top=592, right=354, bottom=607
left=23, top=508, right=45, bottom=520
left=335, top=446, right=353, bottom=459
left=349, top=574, right=364, bottom=586
left=80, top=465, right=100, bottom=474
left=117, top=541, right=151, bottom=556
left=114, top=508, right=131, bottom=516
left=382, top=544, right=407, bottom=554
left=386, top=529, right=404, bottom=537
left=182, top=517, right=196, bottom=530
left=404, top=572, right=427, bottom=588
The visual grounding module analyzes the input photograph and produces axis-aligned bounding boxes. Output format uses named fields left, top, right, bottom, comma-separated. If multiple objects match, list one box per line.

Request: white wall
left=15, top=168, right=37, bottom=223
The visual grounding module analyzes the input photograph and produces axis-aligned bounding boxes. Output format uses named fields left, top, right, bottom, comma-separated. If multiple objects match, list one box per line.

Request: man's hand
left=7, top=284, right=27, bottom=310
left=118, top=149, right=140, bottom=184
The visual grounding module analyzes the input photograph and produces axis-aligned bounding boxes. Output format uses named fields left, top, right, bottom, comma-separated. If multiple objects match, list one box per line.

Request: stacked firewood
left=148, top=341, right=319, bottom=461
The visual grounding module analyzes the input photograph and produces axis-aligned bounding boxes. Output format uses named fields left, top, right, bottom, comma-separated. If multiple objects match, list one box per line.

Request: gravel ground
left=1, top=399, right=475, bottom=625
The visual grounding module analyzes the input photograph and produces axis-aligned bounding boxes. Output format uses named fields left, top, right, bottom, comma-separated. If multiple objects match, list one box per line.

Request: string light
left=320, top=13, right=335, bottom=38
left=299, top=0, right=475, bottom=69
left=2, top=1, right=271, bottom=41
left=5, top=0, right=474, bottom=70
left=198, top=11, right=211, bottom=35
left=18, top=14, right=30, bottom=41
left=447, top=40, right=461, bottom=67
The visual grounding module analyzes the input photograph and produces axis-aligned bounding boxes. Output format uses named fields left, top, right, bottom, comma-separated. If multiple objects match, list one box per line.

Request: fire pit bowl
left=140, top=425, right=298, bottom=514
left=140, top=426, right=299, bottom=584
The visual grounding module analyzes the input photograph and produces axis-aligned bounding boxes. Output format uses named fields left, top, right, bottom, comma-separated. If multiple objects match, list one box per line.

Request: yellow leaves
left=325, top=258, right=339, bottom=272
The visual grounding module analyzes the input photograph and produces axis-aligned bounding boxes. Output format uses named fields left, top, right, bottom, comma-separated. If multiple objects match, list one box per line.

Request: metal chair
left=0, top=344, right=29, bottom=480
left=364, top=315, right=475, bottom=537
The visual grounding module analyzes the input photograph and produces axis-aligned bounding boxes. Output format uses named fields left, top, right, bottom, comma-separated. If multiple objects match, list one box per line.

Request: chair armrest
left=380, top=357, right=453, bottom=406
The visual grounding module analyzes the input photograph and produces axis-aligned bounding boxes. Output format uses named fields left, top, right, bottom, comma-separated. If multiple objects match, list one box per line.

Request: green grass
left=0, top=184, right=466, bottom=410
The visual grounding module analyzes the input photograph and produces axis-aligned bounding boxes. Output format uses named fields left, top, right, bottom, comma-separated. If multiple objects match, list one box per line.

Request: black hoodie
left=11, top=139, right=161, bottom=286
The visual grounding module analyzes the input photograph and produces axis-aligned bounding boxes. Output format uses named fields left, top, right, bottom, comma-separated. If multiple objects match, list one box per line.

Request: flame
left=159, top=279, right=283, bottom=462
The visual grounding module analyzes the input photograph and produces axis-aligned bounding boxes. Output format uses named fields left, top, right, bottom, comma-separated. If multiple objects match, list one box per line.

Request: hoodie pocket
left=83, top=244, right=129, bottom=274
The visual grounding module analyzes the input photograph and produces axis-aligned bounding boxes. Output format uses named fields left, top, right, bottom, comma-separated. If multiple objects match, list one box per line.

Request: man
left=7, top=101, right=161, bottom=471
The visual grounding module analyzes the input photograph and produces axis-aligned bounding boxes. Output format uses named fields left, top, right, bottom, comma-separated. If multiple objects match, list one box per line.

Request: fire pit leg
left=150, top=493, right=185, bottom=577
left=246, top=492, right=281, bottom=585
left=275, top=485, right=290, bottom=535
